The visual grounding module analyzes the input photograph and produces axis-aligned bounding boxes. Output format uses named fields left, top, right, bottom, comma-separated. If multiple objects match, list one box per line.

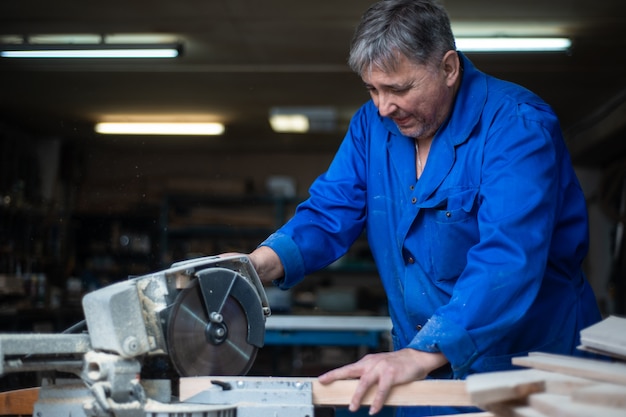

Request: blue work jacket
left=261, top=52, right=600, bottom=393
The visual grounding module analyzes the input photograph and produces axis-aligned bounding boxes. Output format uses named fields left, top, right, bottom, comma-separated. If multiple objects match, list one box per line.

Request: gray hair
left=348, top=0, right=456, bottom=76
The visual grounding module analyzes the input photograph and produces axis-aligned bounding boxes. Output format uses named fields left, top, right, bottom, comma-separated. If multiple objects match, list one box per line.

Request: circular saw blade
left=167, top=278, right=258, bottom=376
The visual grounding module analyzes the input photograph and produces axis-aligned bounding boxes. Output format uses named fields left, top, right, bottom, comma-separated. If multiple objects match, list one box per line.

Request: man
left=244, top=0, right=602, bottom=415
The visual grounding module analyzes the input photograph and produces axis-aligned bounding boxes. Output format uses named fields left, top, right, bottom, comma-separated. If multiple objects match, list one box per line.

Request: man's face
left=362, top=52, right=458, bottom=140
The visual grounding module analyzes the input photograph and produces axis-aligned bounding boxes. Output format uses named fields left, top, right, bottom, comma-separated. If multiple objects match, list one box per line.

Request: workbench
left=264, top=315, right=392, bottom=350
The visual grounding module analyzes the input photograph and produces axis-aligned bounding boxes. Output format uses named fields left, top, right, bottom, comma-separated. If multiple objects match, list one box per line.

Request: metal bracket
left=184, top=377, right=315, bottom=417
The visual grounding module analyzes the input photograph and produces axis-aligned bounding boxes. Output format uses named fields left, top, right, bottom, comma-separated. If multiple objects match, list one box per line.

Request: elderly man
left=242, top=1, right=601, bottom=415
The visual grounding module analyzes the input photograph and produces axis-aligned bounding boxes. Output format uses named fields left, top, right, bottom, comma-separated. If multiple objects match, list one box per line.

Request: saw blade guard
left=166, top=266, right=266, bottom=377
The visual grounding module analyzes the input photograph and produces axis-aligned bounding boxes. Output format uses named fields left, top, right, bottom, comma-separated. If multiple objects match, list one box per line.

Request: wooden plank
left=529, top=393, right=626, bottom=417
left=577, top=344, right=626, bottom=361
left=485, top=403, right=552, bottom=417
left=509, top=406, right=549, bottom=417
left=511, top=352, right=626, bottom=386
left=0, top=387, right=39, bottom=415
left=540, top=372, right=596, bottom=395
left=179, top=377, right=473, bottom=406
left=466, top=369, right=546, bottom=405
left=579, top=315, right=626, bottom=358
left=571, top=383, right=626, bottom=408
left=311, top=379, right=472, bottom=407
left=466, top=368, right=595, bottom=407
left=481, top=400, right=528, bottom=417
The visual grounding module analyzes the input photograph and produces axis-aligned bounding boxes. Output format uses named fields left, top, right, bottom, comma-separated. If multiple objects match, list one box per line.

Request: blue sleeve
left=260, top=107, right=370, bottom=289
left=409, top=103, right=570, bottom=376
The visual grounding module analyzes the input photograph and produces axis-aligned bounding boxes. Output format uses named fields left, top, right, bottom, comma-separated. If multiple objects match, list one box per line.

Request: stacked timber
left=465, top=315, right=626, bottom=417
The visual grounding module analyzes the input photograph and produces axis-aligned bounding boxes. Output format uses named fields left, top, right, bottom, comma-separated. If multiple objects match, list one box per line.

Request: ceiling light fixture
left=269, top=107, right=337, bottom=133
left=269, top=115, right=310, bottom=133
left=455, top=37, right=572, bottom=52
left=94, top=122, right=225, bottom=136
left=0, top=44, right=181, bottom=59
left=0, top=34, right=182, bottom=59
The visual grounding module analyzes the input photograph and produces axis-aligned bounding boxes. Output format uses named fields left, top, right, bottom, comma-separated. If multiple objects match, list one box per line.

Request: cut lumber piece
left=540, top=372, right=596, bottom=395
left=529, top=393, right=626, bottom=417
left=482, top=399, right=573, bottom=417
left=579, top=315, right=626, bottom=358
left=571, top=382, right=626, bottom=408
left=511, top=352, right=626, bottom=385
left=466, top=368, right=595, bottom=407
left=179, top=377, right=473, bottom=406
left=311, top=379, right=472, bottom=407
left=481, top=399, right=528, bottom=417
left=577, top=344, right=626, bottom=361
left=509, top=406, right=549, bottom=417
left=434, top=412, right=494, bottom=417
left=0, top=386, right=39, bottom=415
left=466, top=369, right=546, bottom=405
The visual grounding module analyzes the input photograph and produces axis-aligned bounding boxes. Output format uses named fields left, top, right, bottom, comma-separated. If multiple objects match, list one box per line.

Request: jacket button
left=411, top=197, right=417, bottom=204
left=409, top=185, right=415, bottom=190
left=416, top=325, right=423, bottom=331
left=407, top=257, right=415, bottom=264
left=445, top=211, right=451, bottom=217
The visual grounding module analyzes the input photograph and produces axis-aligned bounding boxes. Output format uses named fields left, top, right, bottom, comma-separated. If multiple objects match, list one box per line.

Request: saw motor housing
left=82, top=255, right=271, bottom=374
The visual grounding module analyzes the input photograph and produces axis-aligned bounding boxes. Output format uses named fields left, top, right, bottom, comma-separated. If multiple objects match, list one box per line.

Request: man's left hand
left=317, top=349, right=448, bottom=415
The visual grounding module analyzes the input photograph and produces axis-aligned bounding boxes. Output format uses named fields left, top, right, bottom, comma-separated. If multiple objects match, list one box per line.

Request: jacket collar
left=384, top=52, right=487, bottom=201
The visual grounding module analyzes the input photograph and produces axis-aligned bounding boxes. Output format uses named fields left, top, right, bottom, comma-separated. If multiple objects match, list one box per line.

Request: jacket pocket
left=425, top=187, right=479, bottom=282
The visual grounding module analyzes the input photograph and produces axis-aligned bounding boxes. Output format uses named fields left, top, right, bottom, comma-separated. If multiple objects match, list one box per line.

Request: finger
left=349, top=376, right=376, bottom=412
left=368, top=372, right=393, bottom=415
left=318, top=363, right=363, bottom=384
left=319, top=353, right=381, bottom=384
left=348, top=373, right=379, bottom=411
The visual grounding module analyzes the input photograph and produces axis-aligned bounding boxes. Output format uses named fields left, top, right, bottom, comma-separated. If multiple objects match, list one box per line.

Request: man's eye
left=391, top=87, right=410, bottom=94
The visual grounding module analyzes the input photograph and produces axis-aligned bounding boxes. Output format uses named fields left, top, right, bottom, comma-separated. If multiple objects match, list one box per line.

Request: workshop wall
left=73, top=141, right=335, bottom=213
left=577, top=168, right=619, bottom=316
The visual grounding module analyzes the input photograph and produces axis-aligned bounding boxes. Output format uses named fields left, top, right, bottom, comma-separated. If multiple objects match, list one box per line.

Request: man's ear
left=441, top=50, right=461, bottom=87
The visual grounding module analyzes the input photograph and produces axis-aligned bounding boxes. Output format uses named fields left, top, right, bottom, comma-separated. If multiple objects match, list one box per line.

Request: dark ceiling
left=1, top=0, right=626, bottom=166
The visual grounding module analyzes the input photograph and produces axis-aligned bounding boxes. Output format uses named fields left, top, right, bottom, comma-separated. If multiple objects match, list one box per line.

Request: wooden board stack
left=464, top=315, right=626, bottom=417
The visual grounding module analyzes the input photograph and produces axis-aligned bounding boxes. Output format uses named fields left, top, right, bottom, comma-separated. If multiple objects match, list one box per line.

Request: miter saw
left=0, top=254, right=476, bottom=416
left=0, top=254, right=303, bottom=417
left=82, top=254, right=270, bottom=377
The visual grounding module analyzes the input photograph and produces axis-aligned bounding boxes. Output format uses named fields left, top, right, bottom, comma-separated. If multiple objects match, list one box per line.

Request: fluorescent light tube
left=27, top=34, right=102, bottom=44
left=269, top=106, right=337, bottom=133
left=95, top=122, right=225, bottom=135
left=455, top=37, right=571, bottom=52
left=269, top=115, right=310, bottom=133
left=0, top=44, right=181, bottom=59
left=1, top=49, right=179, bottom=58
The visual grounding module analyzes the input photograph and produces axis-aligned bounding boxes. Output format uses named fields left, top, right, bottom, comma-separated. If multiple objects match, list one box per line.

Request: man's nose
left=376, top=92, right=396, bottom=117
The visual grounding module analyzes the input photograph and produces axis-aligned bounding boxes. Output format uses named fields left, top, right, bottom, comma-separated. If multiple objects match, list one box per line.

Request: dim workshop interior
left=1, top=0, right=626, bottom=416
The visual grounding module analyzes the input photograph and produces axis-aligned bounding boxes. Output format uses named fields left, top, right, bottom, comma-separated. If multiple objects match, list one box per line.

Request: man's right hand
left=248, top=246, right=284, bottom=283
left=220, top=247, right=283, bottom=284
